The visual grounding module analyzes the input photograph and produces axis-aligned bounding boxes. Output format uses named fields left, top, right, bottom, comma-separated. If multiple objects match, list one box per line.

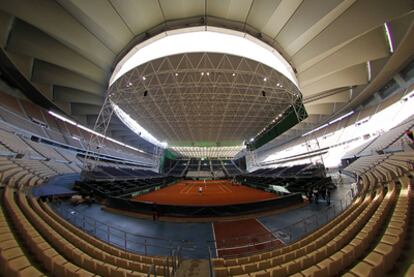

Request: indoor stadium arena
left=0, top=1, right=414, bottom=276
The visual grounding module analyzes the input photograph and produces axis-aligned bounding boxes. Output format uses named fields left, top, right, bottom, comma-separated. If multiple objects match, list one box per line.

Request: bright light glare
left=262, top=89, right=414, bottom=168
left=171, top=146, right=244, bottom=158
left=112, top=102, right=167, bottom=148
left=110, top=27, right=297, bottom=86
left=48, top=111, right=76, bottom=126
left=48, top=110, right=145, bottom=153
left=384, top=22, right=394, bottom=53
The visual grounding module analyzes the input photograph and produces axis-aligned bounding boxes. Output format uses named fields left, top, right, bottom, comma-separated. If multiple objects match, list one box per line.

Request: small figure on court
left=198, top=186, right=203, bottom=195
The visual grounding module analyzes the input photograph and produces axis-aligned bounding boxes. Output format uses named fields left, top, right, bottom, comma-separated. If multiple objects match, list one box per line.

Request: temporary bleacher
left=84, top=166, right=162, bottom=181
left=168, top=160, right=189, bottom=177
left=237, top=163, right=331, bottom=193
left=222, top=160, right=242, bottom=176
left=79, top=175, right=177, bottom=198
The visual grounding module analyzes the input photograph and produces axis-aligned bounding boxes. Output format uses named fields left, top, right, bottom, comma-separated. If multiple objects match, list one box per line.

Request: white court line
left=221, top=184, right=233, bottom=193
left=211, top=222, right=219, bottom=258
left=182, top=183, right=194, bottom=194
left=178, top=183, right=188, bottom=194
left=217, top=184, right=227, bottom=193
left=256, top=218, right=286, bottom=246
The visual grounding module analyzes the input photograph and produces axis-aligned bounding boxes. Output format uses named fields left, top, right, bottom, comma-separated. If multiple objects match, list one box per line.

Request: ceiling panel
left=110, top=0, right=164, bottom=35
left=56, top=0, right=134, bottom=53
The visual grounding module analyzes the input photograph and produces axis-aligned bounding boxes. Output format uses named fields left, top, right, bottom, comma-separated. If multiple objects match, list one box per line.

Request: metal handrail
left=147, top=264, right=156, bottom=277
left=209, top=186, right=357, bottom=258
left=213, top=189, right=352, bottom=245
left=53, top=204, right=196, bottom=256
left=208, top=246, right=215, bottom=277
left=52, top=183, right=359, bottom=259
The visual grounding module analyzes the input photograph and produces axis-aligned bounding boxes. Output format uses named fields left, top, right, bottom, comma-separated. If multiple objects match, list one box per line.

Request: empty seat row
left=0, top=160, right=43, bottom=189
left=39, top=199, right=168, bottom=268
left=0, top=90, right=152, bottom=164
left=16, top=190, right=164, bottom=277
left=213, top=181, right=370, bottom=270
left=0, top=191, right=45, bottom=277
left=3, top=186, right=96, bottom=276
left=28, top=196, right=170, bottom=276
left=346, top=176, right=411, bottom=276
left=304, top=182, right=397, bottom=277
left=213, top=186, right=376, bottom=276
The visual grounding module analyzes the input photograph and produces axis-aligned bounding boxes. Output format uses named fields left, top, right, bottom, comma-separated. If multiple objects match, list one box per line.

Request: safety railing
left=52, top=183, right=359, bottom=260
left=208, top=246, right=215, bottom=277
left=52, top=203, right=196, bottom=258
left=208, top=186, right=357, bottom=258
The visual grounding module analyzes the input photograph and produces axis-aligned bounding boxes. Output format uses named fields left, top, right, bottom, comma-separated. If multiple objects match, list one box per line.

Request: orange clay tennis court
left=133, top=180, right=278, bottom=206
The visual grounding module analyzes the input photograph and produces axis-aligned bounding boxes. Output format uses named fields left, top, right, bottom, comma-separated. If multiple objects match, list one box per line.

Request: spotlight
left=142, top=76, right=146, bottom=80
left=263, top=77, right=267, bottom=82
left=175, top=73, right=179, bottom=76
left=232, top=73, right=236, bottom=77
left=206, top=72, right=210, bottom=76
left=201, top=72, right=204, bottom=76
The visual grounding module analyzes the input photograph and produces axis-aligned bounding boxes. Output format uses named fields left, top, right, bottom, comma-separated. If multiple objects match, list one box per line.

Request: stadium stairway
left=175, top=259, right=210, bottom=277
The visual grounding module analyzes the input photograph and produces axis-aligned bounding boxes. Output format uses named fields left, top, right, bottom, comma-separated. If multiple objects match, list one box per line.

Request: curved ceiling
left=0, top=0, right=413, bottom=150
left=110, top=52, right=301, bottom=146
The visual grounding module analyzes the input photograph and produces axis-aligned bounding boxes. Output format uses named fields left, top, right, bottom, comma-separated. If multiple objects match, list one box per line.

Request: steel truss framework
left=81, top=93, right=161, bottom=173
left=110, top=52, right=303, bottom=147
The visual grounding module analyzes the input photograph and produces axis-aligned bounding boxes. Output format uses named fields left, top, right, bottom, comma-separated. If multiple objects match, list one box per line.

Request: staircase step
left=175, top=259, right=210, bottom=277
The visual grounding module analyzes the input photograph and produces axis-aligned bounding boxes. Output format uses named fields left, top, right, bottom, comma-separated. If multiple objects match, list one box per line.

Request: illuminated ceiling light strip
left=301, top=110, right=355, bottom=138
left=111, top=103, right=167, bottom=148
left=48, top=110, right=146, bottom=154
left=302, top=123, right=329, bottom=137
left=367, top=61, right=372, bottom=82
left=384, top=22, right=395, bottom=53
left=328, top=110, right=355, bottom=125
left=48, top=111, right=76, bottom=126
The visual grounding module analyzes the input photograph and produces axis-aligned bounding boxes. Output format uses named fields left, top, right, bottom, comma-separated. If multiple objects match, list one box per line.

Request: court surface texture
left=212, top=219, right=284, bottom=257
left=133, top=180, right=278, bottom=206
